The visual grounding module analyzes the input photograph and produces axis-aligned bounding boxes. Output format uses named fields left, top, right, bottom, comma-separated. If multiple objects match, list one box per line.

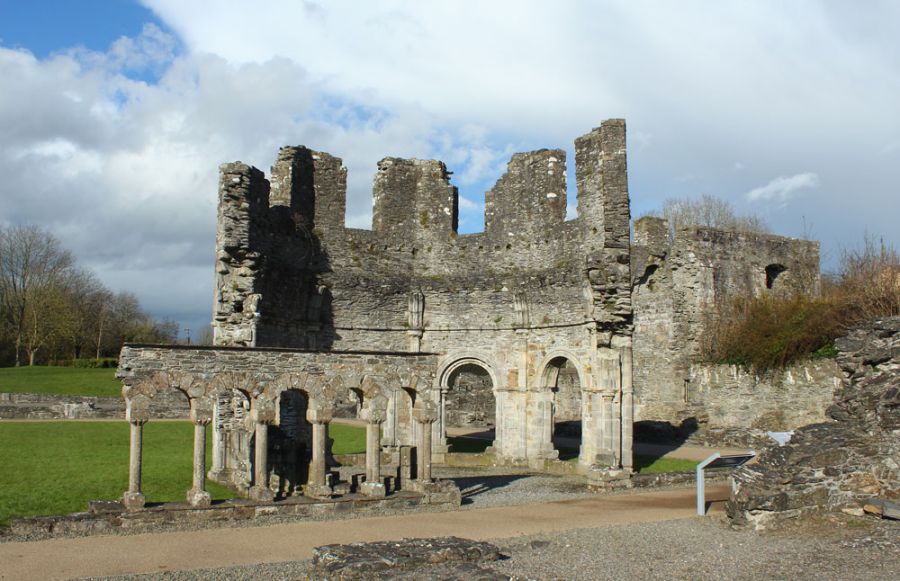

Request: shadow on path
left=446, top=474, right=530, bottom=505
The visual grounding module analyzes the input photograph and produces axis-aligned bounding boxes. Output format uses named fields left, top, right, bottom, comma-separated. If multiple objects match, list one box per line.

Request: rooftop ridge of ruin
left=218, top=119, right=628, bottom=252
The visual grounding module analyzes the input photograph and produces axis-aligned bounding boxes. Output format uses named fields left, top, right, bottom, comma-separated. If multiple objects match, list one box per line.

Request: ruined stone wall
left=727, top=318, right=900, bottom=529
left=631, top=217, right=822, bottom=432
left=0, top=391, right=188, bottom=420
left=211, top=121, right=633, bottom=436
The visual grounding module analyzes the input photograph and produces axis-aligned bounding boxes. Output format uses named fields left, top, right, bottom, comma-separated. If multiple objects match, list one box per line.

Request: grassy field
left=0, top=366, right=121, bottom=397
left=329, top=422, right=367, bottom=455
left=0, top=420, right=367, bottom=526
left=0, top=420, right=695, bottom=526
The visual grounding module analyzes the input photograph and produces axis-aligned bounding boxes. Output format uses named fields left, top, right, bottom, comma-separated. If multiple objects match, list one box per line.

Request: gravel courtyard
left=82, top=469, right=897, bottom=581
left=97, top=511, right=898, bottom=580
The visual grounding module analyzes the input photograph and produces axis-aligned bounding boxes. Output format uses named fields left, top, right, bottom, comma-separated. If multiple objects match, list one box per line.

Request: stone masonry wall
left=210, top=121, right=633, bottom=444
left=727, top=318, right=900, bottom=529
left=631, top=217, right=822, bottom=434
left=0, top=390, right=188, bottom=420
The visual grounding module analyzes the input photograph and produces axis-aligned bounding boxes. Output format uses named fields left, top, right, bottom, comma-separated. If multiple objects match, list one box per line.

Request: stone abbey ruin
left=115, top=119, right=825, bottom=509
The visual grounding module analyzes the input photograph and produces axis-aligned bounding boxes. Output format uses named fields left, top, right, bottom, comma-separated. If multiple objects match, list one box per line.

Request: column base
left=403, top=479, right=435, bottom=493
left=359, top=481, right=386, bottom=498
left=249, top=485, right=275, bottom=502
left=187, top=488, right=212, bottom=507
left=404, top=479, right=462, bottom=505
left=207, top=468, right=230, bottom=482
left=305, top=483, right=334, bottom=499
left=122, top=491, right=145, bottom=511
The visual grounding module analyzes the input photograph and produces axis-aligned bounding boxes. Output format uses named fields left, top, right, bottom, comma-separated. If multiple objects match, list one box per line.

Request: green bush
left=705, top=237, right=900, bottom=371
left=72, top=358, right=118, bottom=369
left=707, top=295, right=845, bottom=371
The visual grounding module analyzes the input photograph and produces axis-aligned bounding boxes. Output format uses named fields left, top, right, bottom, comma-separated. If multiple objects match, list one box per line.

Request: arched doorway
left=444, top=362, right=495, bottom=429
left=437, top=357, right=498, bottom=455
left=543, top=356, right=582, bottom=460
left=210, top=388, right=252, bottom=488
left=269, top=389, right=311, bottom=498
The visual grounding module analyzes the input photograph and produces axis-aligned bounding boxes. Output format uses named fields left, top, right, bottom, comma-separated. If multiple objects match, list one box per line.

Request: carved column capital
left=306, top=407, right=333, bottom=425
left=190, top=403, right=213, bottom=426
left=412, top=404, right=438, bottom=424
left=359, top=407, right=386, bottom=425
left=250, top=399, right=276, bottom=424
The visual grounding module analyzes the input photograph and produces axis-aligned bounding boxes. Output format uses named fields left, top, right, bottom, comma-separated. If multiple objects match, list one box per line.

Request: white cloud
left=746, top=173, right=820, bottom=203
left=3, top=1, right=900, bottom=331
left=458, top=196, right=481, bottom=212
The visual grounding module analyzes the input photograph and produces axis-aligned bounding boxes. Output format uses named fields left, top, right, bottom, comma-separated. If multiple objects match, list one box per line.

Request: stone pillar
left=601, top=393, right=615, bottom=463
left=187, top=401, right=213, bottom=507
left=412, top=402, right=438, bottom=482
left=123, top=415, right=147, bottom=510
left=620, top=344, right=634, bottom=471
left=210, top=420, right=226, bottom=478
left=359, top=407, right=386, bottom=497
left=249, top=399, right=275, bottom=502
left=209, top=395, right=227, bottom=480
left=306, top=407, right=333, bottom=498
left=407, top=329, right=423, bottom=352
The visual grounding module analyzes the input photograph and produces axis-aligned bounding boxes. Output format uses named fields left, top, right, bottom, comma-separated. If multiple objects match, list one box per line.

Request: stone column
left=248, top=400, right=275, bottom=502
left=620, top=344, right=634, bottom=471
left=187, top=401, right=213, bottom=507
left=209, top=395, right=227, bottom=480
left=123, top=414, right=147, bottom=510
left=359, top=407, right=386, bottom=497
left=412, top=403, right=438, bottom=482
left=306, top=407, right=333, bottom=498
left=601, top=393, right=615, bottom=463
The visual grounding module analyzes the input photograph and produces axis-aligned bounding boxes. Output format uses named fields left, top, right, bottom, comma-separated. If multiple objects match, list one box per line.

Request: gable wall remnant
left=209, top=119, right=635, bottom=471
left=630, top=216, right=826, bottom=434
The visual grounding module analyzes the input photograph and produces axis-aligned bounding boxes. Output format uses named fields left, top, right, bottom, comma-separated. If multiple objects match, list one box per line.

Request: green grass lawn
left=0, top=420, right=695, bottom=526
left=633, top=455, right=698, bottom=474
left=329, top=422, right=366, bottom=455
left=0, top=366, right=121, bottom=397
left=0, top=421, right=233, bottom=526
left=0, top=421, right=367, bottom=526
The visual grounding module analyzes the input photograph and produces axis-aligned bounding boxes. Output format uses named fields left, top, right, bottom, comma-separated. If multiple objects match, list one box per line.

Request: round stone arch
left=536, top=350, right=588, bottom=390
left=537, top=350, right=588, bottom=445
left=435, top=353, right=501, bottom=431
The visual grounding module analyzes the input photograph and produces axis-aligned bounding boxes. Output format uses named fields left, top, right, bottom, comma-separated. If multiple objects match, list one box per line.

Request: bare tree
left=647, top=194, right=769, bottom=236
left=0, top=226, right=75, bottom=366
left=0, top=225, right=182, bottom=365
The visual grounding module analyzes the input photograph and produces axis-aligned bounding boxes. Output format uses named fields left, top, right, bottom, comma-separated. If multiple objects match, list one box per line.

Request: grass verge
left=0, top=421, right=367, bottom=526
left=0, top=366, right=121, bottom=397
left=0, top=421, right=231, bottom=526
left=633, top=455, right=697, bottom=474
left=329, top=423, right=366, bottom=455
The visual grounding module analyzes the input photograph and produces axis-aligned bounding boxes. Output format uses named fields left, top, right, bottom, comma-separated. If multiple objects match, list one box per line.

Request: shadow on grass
left=447, top=436, right=492, bottom=454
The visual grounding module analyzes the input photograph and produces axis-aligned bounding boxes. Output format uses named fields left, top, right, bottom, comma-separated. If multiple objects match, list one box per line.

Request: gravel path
left=5, top=468, right=896, bottom=580
left=488, top=515, right=898, bottom=580
left=440, top=467, right=594, bottom=509
left=94, top=513, right=898, bottom=581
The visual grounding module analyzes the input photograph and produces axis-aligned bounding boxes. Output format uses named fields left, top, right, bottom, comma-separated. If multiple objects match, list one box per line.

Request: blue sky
left=0, top=1, right=166, bottom=57
left=1, top=1, right=899, bottom=338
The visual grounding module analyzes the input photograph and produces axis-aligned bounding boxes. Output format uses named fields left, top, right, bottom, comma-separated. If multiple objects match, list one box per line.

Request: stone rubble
left=727, top=317, right=900, bottom=529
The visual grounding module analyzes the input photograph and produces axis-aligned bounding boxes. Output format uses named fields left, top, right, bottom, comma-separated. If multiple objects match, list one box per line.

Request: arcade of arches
left=117, top=342, right=633, bottom=507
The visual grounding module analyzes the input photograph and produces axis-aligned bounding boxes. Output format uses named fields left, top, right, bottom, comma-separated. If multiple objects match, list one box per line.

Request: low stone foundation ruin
left=727, top=318, right=900, bottom=529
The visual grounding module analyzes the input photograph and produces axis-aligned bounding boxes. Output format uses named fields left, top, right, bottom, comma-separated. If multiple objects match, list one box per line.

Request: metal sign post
left=696, top=451, right=756, bottom=516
